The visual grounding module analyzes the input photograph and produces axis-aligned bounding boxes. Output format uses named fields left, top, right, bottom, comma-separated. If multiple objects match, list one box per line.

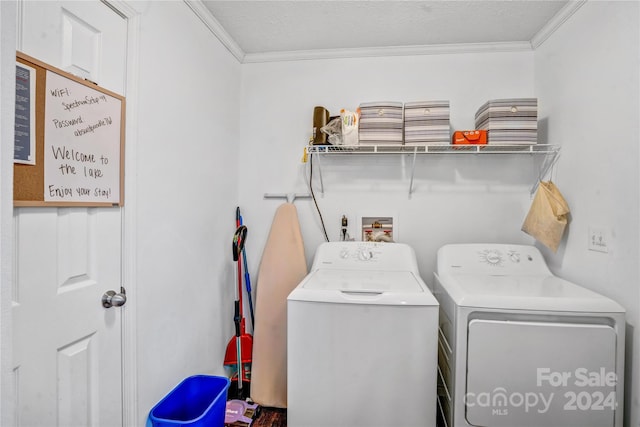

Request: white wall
left=0, top=1, right=16, bottom=426
left=134, top=2, right=241, bottom=424
left=535, top=2, right=640, bottom=426
left=238, top=52, right=539, bottom=288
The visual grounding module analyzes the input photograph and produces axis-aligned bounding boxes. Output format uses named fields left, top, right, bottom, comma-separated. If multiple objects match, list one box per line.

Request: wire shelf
left=306, top=144, right=560, bottom=155
left=305, top=143, right=561, bottom=198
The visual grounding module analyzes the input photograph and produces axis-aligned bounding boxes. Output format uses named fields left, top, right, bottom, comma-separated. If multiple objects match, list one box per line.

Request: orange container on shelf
left=452, top=130, right=487, bottom=145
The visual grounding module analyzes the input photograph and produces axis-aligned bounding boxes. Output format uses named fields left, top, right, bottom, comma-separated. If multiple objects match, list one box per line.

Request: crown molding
left=185, top=0, right=583, bottom=64
left=183, top=0, right=245, bottom=63
left=243, top=41, right=533, bottom=64
left=531, top=0, right=587, bottom=48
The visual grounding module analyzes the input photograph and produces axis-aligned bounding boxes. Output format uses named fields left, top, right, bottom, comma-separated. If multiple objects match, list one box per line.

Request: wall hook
left=263, top=193, right=311, bottom=203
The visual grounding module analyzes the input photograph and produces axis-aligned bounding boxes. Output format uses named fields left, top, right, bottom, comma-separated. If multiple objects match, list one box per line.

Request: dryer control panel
left=437, top=243, right=552, bottom=276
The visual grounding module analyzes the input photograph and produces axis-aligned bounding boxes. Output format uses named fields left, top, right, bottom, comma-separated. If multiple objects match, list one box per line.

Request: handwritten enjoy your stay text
left=44, top=71, right=120, bottom=203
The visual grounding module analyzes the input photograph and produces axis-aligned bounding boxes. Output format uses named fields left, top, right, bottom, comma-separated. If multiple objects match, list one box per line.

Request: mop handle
left=239, top=214, right=255, bottom=328
left=236, top=334, right=243, bottom=393
left=233, top=226, right=247, bottom=329
left=242, top=252, right=254, bottom=328
left=235, top=210, right=245, bottom=325
left=232, top=224, right=247, bottom=394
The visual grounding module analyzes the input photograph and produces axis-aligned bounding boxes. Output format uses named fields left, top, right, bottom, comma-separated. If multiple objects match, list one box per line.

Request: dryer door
left=466, top=319, right=617, bottom=427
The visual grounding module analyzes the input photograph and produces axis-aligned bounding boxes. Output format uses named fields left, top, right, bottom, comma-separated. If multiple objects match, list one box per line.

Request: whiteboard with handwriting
left=44, top=70, right=122, bottom=203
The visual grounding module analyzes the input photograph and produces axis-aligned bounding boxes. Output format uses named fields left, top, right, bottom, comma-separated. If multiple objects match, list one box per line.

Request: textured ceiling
left=201, top=1, right=570, bottom=55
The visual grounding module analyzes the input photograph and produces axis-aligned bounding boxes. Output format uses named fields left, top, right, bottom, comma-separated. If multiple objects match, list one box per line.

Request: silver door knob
left=102, top=289, right=127, bottom=308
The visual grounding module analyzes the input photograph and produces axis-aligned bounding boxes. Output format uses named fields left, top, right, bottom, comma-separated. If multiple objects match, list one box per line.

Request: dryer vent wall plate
left=361, top=215, right=396, bottom=242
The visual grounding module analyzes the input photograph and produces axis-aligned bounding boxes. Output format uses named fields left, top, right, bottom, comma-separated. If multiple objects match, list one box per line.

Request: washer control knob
left=480, top=249, right=503, bottom=266
left=487, top=252, right=501, bottom=265
left=508, top=251, right=520, bottom=263
left=339, top=248, right=350, bottom=259
left=358, top=249, right=373, bottom=261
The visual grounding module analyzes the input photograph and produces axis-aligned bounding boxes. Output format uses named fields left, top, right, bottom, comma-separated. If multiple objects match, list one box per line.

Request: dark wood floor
left=225, top=382, right=286, bottom=426
left=252, top=407, right=286, bottom=427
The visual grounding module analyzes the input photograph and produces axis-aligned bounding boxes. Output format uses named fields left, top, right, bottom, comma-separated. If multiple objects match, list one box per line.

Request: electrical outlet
left=588, top=227, right=608, bottom=253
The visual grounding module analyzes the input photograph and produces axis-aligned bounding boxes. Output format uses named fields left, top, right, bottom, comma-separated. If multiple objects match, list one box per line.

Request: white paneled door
left=13, top=2, right=128, bottom=426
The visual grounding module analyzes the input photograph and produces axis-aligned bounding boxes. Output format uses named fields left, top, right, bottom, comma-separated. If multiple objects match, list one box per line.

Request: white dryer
left=288, top=242, right=439, bottom=427
left=433, top=243, right=625, bottom=427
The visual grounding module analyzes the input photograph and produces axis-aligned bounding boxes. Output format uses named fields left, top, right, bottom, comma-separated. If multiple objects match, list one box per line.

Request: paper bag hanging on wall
left=522, top=181, right=570, bottom=253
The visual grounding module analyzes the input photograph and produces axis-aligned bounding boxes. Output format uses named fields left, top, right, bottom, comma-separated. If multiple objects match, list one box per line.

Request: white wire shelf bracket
left=305, top=144, right=561, bottom=198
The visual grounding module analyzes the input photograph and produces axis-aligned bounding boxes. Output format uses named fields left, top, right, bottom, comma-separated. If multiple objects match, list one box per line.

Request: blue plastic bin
left=149, top=375, right=230, bottom=427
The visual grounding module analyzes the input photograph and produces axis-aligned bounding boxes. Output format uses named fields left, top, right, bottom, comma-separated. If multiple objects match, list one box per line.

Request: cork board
left=14, top=52, right=125, bottom=207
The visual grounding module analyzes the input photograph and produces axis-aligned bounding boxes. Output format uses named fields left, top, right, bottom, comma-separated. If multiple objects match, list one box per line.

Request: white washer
left=288, top=242, right=439, bottom=427
left=433, top=243, right=625, bottom=427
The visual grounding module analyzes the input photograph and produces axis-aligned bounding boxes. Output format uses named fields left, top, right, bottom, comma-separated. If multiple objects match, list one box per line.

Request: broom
left=224, top=224, right=252, bottom=399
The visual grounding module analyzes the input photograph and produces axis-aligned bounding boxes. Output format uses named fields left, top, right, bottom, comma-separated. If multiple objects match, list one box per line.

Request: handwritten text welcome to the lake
left=44, top=71, right=121, bottom=203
